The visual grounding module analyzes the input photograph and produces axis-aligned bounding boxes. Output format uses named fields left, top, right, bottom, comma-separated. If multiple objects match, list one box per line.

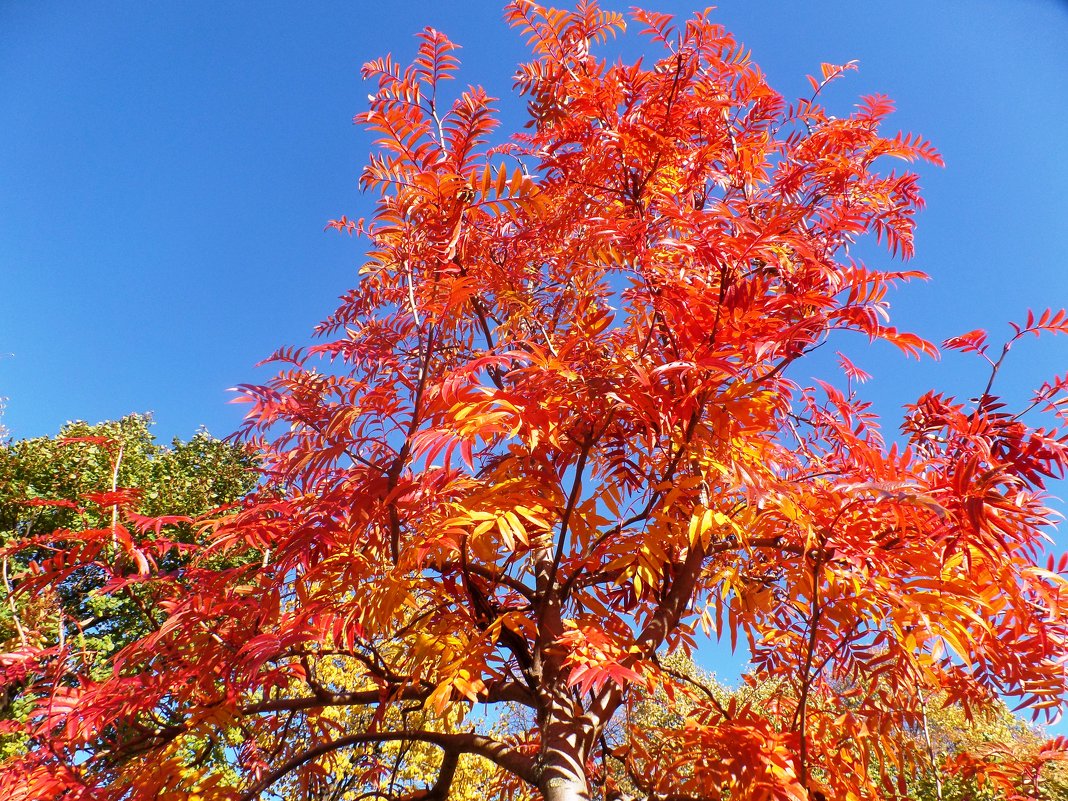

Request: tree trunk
left=538, top=739, right=591, bottom=801
left=540, top=772, right=590, bottom=801
left=533, top=547, right=597, bottom=801
left=537, top=691, right=596, bottom=801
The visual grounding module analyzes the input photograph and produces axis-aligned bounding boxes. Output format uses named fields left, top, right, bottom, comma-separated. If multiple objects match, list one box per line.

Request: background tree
left=590, top=652, right=1068, bottom=801
left=0, top=415, right=256, bottom=761
left=273, top=653, right=503, bottom=801
left=915, top=700, right=1068, bottom=801
left=2, top=4, right=1067, bottom=800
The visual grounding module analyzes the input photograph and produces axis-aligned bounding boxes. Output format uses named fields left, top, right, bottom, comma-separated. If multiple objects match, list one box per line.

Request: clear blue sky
left=2, top=0, right=1067, bottom=726
left=2, top=1, right=1066, bottom=443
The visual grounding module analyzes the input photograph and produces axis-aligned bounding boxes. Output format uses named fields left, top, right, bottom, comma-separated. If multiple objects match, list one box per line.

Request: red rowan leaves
left=944, top=327, right=990, bottom=356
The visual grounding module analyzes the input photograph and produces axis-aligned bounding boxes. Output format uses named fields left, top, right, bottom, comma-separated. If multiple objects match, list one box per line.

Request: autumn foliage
left=3, top=3, right=1068, bottom=800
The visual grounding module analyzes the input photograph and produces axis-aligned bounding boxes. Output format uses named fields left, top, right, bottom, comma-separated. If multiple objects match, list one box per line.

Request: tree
left=913, top=699, right=1068, bottom=801
left=592, top=652, right=1068, bottom=801
left=2, top=3, right=1068, bottom=800
left=0, top=415, right=257, bottom=762
left=0, top=414, right=257, bottom=651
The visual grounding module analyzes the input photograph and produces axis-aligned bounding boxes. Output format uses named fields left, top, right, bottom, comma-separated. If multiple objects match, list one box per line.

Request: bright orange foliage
left=3, top=3, right=1068, bottom=800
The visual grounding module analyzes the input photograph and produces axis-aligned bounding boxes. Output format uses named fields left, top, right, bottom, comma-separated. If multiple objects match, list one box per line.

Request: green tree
left=914, top=701, right=1068, bottom=801
left=0, top=414, right=257, bottom=758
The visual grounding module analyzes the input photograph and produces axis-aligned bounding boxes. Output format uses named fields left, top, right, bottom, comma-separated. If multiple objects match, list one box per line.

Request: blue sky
left=2, top=0, right=1067, bottom=722
left=2, top=1, right=1066, bottom=445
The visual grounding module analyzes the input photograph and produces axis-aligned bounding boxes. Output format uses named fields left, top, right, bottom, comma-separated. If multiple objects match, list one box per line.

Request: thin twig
left=2, top=556, right=28, bottom=646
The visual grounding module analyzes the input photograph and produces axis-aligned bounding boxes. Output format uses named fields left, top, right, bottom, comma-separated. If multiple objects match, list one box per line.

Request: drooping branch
left=241, top=687, right=425, bottom=716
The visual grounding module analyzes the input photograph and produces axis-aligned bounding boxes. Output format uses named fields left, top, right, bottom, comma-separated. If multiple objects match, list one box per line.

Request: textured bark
left=538, top=702, right=594, bottom=801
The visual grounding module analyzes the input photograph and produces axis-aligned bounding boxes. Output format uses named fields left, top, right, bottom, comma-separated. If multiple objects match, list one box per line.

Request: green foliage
left=0, top=414, right=255, bottom=538
left=913, top=700, right=1068, bottom=801
left=0, top=414, right=256, bottom=758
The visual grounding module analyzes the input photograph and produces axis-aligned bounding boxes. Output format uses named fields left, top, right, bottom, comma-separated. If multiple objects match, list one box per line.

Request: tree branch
left=242, top=675, right=535, bottom=716
left=387, top=324, right=437, bottom=563
left=434, top=560, right=536, bottom=603
left=542, top=437, right=593, bottom=600
left=239, top=730, right=535, bottom=801
left=587, top=539, right=708, bottom=730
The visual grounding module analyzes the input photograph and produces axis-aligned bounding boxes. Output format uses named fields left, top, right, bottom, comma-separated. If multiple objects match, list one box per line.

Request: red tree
left=3, top=3, right=1067, bottom=800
